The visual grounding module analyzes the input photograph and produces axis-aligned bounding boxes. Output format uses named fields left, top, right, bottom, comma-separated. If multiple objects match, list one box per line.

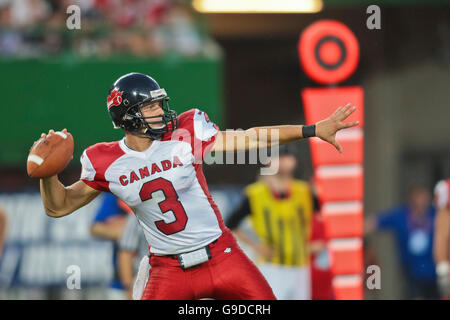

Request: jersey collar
left=119, top=137, right=159, bottom=158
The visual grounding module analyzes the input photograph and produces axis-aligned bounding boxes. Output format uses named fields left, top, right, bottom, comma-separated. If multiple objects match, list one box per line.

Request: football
left=27, top=130, right=74, bottom=178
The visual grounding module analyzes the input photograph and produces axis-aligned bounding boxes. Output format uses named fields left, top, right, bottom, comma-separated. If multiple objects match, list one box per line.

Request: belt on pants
left=153, top=238, right=219, bottom=269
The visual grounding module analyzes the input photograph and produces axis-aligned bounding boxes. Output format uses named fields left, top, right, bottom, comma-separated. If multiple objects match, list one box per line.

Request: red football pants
left=141, top=230, right=276, bottom=300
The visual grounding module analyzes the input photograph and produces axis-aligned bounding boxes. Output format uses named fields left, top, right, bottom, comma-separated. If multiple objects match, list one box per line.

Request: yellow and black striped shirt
left=227, top=180, right=313, bottom=266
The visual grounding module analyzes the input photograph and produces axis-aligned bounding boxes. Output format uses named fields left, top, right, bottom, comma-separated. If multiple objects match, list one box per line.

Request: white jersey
left=80, top=109, right=226, bottom=255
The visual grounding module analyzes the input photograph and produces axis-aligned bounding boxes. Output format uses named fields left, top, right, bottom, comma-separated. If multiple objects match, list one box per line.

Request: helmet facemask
left=122, top=94, right=178, bottom=140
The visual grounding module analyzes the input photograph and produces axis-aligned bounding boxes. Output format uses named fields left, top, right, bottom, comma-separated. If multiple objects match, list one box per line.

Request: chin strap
left=143, top=128, right=164, bottom=140
left=126, top=127, right=163, bottom=141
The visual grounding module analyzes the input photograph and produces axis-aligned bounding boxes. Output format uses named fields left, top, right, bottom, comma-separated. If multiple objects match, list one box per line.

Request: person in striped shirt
left=226, top=145, right=314, bottom=299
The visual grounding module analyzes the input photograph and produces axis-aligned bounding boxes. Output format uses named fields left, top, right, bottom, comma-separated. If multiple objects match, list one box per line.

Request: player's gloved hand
left=315, top=103, right=359, bottom=153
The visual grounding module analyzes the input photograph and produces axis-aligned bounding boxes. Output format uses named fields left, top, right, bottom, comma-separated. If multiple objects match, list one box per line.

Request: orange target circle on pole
left=298, top=20, right=359, bottom=85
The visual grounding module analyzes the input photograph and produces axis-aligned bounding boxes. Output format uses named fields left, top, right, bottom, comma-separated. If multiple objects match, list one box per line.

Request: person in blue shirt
left=365, top=184, right=439, bottom=299
left=90, top=192, right=130, bottom=299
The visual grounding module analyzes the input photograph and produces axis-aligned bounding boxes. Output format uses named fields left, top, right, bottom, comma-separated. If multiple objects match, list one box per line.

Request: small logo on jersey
left=224, top=248, right=231, bottom=253
left=107, top=89, right=123, bottom=109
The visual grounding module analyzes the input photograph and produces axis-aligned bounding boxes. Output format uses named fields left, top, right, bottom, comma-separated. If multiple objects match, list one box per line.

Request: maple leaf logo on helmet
left=107, top=89, right=123, bottom=109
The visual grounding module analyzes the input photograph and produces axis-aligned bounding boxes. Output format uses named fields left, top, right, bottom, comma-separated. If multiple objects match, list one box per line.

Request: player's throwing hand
left=315, top=103, right=359, bottom=153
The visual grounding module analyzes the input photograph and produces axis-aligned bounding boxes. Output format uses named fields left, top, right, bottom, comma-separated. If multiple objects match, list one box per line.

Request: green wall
left=1, top=56, right=223, bottom=166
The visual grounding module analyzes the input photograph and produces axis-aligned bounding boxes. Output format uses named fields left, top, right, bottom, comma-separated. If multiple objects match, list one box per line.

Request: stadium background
left=0, top=0, right=449, bottom=299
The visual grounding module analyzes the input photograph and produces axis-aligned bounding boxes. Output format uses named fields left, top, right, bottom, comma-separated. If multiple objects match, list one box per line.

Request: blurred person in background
left=365, top=184, right=438, bottom=299
left=307, top=179, right=334, bottom=300
left=117, top=214, right=149, bottom=300
left=0, top=0, right=208, bottom=58
left=0, top=0, right=25, bottom=56
left=9, top=0, right=49, bottom=27
left=226, top=145, right=314, bottom=300
left=90, top=193, right=131, bottom=299
left=433, top=179, right=450, bottom=299
left=0, top=205, right=7, bottom=260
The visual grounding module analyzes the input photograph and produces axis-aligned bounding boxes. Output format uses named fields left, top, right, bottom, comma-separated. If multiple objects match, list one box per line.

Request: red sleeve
left=80, top=141, right=125, bottom=192
left=163, top=108, right=219, bottom=163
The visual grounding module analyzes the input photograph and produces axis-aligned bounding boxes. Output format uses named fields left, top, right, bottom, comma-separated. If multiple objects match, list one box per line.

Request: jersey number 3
left=139, top=178, right=188, bottom=235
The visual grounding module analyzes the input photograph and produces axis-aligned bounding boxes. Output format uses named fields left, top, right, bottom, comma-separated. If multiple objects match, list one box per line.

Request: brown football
left=27, top=131, right=74, bottom=178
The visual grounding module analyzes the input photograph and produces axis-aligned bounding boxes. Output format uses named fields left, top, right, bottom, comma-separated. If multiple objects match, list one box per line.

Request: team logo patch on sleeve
left=107, top=89, right=123, bottom=109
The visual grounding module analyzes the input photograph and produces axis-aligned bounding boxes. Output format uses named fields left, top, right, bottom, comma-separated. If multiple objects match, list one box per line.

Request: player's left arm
left=211, top=104, right=358, bottom=153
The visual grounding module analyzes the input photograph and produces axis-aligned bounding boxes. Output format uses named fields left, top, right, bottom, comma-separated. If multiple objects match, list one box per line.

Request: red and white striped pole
left=298, top=20, right=365, bottom=300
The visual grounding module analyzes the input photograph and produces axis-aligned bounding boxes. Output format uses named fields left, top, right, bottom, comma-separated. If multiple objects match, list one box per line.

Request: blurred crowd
left=0, top=0, right=218, bottom=58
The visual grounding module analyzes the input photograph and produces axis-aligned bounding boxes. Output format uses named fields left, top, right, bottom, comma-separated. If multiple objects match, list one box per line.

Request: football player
left=433, top=179, right=450, bottom=298
left=38, top=72, right=358, bottom=300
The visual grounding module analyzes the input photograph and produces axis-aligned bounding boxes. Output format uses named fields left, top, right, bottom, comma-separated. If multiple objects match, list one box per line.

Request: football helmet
left=107, top=72, right=177, bottom=139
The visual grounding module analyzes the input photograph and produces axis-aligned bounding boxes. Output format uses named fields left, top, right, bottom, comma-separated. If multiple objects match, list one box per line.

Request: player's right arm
left=38, top=130, right=101, bottom=218
left=40, top=176, right=101, bottom=218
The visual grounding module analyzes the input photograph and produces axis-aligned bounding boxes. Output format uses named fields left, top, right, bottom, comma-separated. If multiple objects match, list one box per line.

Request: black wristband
left=302, top=124, right=316, bottom=138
